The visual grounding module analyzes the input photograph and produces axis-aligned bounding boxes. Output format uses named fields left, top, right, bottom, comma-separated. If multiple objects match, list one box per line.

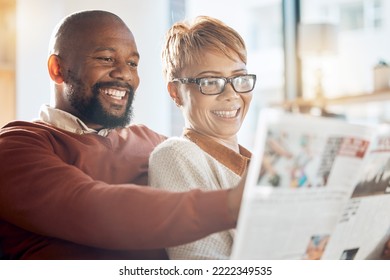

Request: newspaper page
left=321, top=129, right=390, bottom=259
left=231, top=109, right=376, bottom=259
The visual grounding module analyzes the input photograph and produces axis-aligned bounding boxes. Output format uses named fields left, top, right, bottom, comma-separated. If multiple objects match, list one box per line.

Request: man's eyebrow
left=93, top=47, right=140, bottom=59
left=94, top=46, right=116, bottom=52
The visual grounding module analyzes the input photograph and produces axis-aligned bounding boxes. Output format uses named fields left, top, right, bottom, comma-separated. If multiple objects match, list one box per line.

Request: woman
left=149, top=16, right=256, bottom=259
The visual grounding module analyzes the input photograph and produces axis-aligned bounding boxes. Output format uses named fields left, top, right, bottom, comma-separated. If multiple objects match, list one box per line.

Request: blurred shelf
left=274, top=89, right=390, bottom=111
left=326, top=89, right=390, bottom=105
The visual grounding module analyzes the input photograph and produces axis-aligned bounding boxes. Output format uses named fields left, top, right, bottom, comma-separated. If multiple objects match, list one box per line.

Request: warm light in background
left=298, top=23, right=338, bottom=102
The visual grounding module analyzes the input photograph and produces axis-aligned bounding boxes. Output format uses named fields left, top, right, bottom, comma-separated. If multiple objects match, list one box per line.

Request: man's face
left=60, top=20, right=140, bottom=129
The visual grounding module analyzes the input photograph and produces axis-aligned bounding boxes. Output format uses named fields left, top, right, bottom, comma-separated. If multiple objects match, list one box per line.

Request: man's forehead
left=92, top=45, right=140, bottom=58
left=72, top=21, right=136, bottom=46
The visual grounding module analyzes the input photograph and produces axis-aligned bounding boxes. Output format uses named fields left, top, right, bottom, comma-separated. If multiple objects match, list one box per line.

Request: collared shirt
left=38, top=104, right=111, bottom=137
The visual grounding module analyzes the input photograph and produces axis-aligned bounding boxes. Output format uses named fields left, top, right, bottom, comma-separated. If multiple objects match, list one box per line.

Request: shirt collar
left=183, top=128, right=251, bottom=176
left=38, top=104, right=111, bottom=136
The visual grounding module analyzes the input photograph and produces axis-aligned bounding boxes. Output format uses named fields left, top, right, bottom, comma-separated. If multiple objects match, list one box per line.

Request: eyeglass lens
left=199, top=75, right=255, bottom=94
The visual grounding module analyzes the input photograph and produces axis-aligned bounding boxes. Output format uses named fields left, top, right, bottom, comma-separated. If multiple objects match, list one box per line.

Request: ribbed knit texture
left=149, top=137, right=243, bottom=259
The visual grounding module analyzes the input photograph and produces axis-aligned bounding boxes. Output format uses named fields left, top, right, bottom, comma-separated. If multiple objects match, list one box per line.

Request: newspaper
left=322, top=133, right=390, bottom=259
left=231, top=109, right=389, bottom=260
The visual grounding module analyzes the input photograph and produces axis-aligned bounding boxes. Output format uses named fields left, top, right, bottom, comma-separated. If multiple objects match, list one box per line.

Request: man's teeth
left=212, top=109, right=238, bottom=118
left=103, top=89, right=126, bottom=100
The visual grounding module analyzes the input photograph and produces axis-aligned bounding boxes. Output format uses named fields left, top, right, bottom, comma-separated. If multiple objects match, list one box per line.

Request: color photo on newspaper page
left=231, top=108, right=388, bottom=259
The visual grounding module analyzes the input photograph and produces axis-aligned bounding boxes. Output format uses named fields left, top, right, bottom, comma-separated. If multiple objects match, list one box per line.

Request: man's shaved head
left=49, top=10, right=130, bottom=56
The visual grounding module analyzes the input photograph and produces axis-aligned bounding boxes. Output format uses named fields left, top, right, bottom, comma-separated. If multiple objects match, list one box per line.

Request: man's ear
left=167, top=82, right=182, bottom=107
left=47, top=54, right=64, bottom=84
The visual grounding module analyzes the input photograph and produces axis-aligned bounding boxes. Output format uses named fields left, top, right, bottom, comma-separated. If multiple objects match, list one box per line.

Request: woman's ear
left=47, top=54, right=64, bottom=84
left=167, top=82, right=182, bottom=107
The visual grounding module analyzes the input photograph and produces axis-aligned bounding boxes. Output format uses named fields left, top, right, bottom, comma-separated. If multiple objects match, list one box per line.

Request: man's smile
left=101, top=88, right=127, bottom=100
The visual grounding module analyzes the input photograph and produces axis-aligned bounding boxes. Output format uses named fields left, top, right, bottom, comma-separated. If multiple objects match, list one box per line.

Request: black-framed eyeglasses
left=171, top=74, right=257, bottom=95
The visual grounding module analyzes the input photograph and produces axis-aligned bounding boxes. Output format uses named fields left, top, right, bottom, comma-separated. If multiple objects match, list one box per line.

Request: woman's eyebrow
left=196, top=68, right=247, bottom=76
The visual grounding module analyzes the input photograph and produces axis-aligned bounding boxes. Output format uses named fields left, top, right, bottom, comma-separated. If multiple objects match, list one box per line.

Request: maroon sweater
left=0, top=121, right=235, bottom=259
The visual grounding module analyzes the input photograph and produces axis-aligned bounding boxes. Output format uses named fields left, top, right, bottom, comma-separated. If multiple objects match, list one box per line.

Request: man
left=0, top=10, right=243, bottom=259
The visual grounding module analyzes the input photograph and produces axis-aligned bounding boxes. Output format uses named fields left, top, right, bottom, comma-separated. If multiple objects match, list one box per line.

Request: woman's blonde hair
left=162, top=16, right=247, bottom=82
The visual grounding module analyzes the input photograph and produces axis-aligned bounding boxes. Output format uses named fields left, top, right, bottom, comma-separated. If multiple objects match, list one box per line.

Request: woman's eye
left=128, top=61, right=138, bottom=68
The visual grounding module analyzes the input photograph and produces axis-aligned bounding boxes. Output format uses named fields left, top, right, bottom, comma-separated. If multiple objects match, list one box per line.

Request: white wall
left=16, top=0, right=171, bottom=135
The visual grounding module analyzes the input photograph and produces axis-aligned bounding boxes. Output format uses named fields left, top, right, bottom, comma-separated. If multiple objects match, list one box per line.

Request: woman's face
left=176, top=51, right=253, bottom=142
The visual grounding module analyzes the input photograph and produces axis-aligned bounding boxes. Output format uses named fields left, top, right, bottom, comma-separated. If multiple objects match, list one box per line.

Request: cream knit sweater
left=149, top=136, right=244, bottom=259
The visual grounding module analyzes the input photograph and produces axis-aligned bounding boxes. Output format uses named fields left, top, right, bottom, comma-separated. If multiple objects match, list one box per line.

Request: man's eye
left=96, top=57, right=114, bottom=62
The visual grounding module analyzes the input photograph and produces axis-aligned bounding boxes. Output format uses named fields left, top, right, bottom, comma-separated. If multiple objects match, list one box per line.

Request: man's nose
left=110, top=61, right=132, bottom=81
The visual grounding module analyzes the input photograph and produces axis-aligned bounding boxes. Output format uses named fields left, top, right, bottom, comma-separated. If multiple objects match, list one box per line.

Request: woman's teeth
left=212, top=109, right=239, bottom=118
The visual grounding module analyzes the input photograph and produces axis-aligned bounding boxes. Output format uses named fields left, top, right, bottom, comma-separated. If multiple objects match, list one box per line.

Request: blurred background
left=1, top=0, right=390, bottom=150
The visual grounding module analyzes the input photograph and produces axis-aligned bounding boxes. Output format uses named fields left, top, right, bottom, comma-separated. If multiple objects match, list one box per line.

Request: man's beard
left=66, top=74, right=134, bottom=129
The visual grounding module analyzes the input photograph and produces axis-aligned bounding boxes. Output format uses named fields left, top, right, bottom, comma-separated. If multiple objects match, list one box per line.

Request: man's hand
left=227, top=171, right=247, bottom=222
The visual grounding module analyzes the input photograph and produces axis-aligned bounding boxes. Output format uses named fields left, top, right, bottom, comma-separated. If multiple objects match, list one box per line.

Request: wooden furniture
left=275, top=89, right=390, bottom=114
left=0, top=0, right=16, bottom=127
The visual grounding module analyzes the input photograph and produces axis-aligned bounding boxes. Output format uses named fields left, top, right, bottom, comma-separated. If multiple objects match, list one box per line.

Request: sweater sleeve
left=0, top=126, right=235, bottom=250
left=149, top=139, right=234, bottom=259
